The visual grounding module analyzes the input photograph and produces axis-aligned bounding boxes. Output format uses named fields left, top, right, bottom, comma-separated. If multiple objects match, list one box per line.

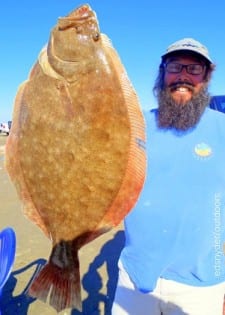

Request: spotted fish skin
left=5, top=4, right=146, bottom=312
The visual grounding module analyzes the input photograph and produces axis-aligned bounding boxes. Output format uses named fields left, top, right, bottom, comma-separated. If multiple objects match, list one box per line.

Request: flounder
left=5, top=4, right=146, bottom=312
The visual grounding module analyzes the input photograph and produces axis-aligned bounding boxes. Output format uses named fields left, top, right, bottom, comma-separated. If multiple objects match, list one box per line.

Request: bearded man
left=112, top=38, right=225, bottom=315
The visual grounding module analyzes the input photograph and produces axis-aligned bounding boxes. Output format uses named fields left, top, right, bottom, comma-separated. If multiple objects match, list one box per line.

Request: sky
left=1, top=0, right=225, bottom=122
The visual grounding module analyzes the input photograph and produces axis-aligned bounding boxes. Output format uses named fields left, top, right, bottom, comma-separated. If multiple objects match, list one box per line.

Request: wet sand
left=0, top=134, right=124, bottom=315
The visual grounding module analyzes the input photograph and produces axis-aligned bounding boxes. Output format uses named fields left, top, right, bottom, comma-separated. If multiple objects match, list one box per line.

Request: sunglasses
left=164, top=62, right=205, bottom=75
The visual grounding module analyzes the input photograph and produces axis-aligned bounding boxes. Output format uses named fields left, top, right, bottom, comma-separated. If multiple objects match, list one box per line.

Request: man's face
left=157, top=53, right=211, bottom=131
left=164, top=54, right=207, bottom=105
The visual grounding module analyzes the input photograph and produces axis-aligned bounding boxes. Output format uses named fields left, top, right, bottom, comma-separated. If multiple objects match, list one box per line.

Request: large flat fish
left=5, top=4, right=146, bottom=312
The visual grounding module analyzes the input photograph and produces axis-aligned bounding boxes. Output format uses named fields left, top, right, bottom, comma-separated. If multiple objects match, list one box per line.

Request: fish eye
left=93, top=32, right=100, bottom=41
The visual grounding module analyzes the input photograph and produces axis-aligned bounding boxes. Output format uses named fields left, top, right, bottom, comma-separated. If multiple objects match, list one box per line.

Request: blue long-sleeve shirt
left=120, top=107, right=225, bottom=292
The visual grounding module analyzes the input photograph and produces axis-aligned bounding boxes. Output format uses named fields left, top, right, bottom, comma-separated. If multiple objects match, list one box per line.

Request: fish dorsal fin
left=99, top=33, right=146, bottom=226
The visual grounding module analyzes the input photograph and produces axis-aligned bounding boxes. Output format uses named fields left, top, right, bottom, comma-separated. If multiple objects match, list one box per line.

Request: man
left=112, top=38, right=225, bottom=315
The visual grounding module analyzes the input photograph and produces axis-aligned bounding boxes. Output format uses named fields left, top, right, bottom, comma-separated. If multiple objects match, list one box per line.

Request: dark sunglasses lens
left=187, top=64, right=203, bottom=74
left=166, top=63, right=181, bottom=73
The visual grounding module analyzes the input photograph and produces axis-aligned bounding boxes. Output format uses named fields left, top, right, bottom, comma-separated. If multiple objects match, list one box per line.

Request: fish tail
left=28, top=242, right=82, bottom=312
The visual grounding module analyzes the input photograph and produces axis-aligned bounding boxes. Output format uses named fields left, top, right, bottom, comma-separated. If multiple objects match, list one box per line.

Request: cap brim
left=162, top=48, right=212, bottom=63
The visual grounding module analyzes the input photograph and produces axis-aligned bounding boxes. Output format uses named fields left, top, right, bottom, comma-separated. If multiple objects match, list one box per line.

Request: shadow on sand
left=72, top=230, right=125, bottom=315
left=0, top=259, right=46, bottom=315
left=0, top=231, right=125, bottom=315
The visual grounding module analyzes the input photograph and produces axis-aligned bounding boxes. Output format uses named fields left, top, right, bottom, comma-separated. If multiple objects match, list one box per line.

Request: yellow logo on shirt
left=194, top=143, right=212, bottom=158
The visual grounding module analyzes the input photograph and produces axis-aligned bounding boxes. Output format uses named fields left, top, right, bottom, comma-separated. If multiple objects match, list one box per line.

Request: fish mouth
left=169, top=82, right=194, bottom=93
left=71, top=4, right=93, bottom=19
left=58, top=5, right=96, bottom=30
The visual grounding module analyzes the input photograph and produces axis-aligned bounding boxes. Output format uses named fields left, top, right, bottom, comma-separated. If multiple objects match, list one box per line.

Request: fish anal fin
left=6, top=81, right=49, bottom=238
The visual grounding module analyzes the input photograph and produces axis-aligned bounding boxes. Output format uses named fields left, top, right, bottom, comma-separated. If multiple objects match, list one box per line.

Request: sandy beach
left=0, top=134, right=124, bottom=315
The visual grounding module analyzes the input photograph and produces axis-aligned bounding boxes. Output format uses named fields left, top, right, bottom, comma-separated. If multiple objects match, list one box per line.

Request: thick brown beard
left=157, top=87, right=210, bottom=131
